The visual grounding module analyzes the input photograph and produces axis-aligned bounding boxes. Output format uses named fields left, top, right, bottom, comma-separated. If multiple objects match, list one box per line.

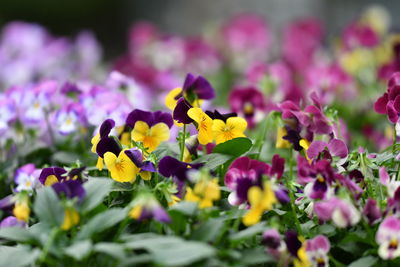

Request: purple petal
left=270, top=154, right=285, bottom=179
left=386, top=101, right=399, bottom=123
left=153, top=206, right=171, bottom=223
left=327, top=139, right=348, bottom=158
left=173, top=98, right=193, bottom=124
left=0, top=216, right=26, bottom=228
left=191, top=75, right=215, bottom=100
left=39, top=167, right=67, bottom=185
left=182, top=73, right=196, bottom=92
left=284, top=230, right=302, bottom=257
left=126, top=109, right=154, bottom=128
left=52, top=180, right=86, bottom=201
left=379, top=167, right=389, bottom=186
left=374, top=93, right=388, bottom=114
left=153, top=111, right=173, bottom=128
left=274, top=187, right=290, bottom=204
left=141, top=161, right=156, bottom=172
left=100, top=119, right=115, bottom=138
left=363, top=198, right=381, bottom=225
left=124, top=148, right=143, bottom=167
left=96, top=137, right=121, bottom=158
left=307, top=141, right=327, bottom=159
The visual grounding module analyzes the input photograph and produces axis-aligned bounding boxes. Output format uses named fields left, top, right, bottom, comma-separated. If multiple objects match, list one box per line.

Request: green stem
left=287, top=149, right=303, bottom=236
left=255, top=118, right=268, bottom=160
left=39, top=227, right=60, bottom=263
left=180, top=124, right=187, bottom=161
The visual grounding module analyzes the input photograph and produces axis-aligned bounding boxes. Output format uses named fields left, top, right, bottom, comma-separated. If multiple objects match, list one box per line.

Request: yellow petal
left=91, top=133, right=100, bottom=153
left=150, top=123, right=170, bottom=142
left=96, top=157, right=104, bottom=171
left=248, top=186, right=263, bottom=207
left=188, top=108, right=213, bottom=145
left=131, top=121, right=149, bottom=143
left=13, top=202, right=30, bottom=222
left=44, top=175, right=59, bottom=186
left=104, top=152, right=117, bottom=169
left=276, top=127, right=291, bottom=148
left=120, top=132, right=131, bottom=147
left=226, top=117, right=247, bottom=133
left=185, top=187, right=201, bottom=203
left=61, top=208, right=80, bottom=230
left=165, top=87, right=182, bottom=110
left=129, top=205, right=142, bottom=219
left=242, top=206, right=263, bottom=226
left=139, top=171, right=152, bottom=181
left=187, top=107, right=204, bottom=123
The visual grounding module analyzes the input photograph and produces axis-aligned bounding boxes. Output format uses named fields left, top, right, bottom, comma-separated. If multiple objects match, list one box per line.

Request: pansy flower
left=305, top=235, right=330, bottom=267
left=158, top=156, right=203, bottom=196
left=212, top=115, right=247, bottom=145
left=92, top=119, right=118, bottom=170
left=0, top=216, right=26, bottom=228
left=313, top=197, right=361, bottom=227
left=54, top=103, right=85, bottom=136
left=124, top=148, right=157, bottom=181
left=14, top=163, right=40, bottom=192
left=376, top=216, right=400, bottom=260
left=306, top=138, right=348, bottom=161
left=185, top=169, right=220, bottom=208
left=39, top=167, right=68, bottom=186
left=126, top=109, right=173, bottom=152
left=104, top=149, right=140, bottom=183
left=229, top=86, right=266, bottom=128
left=129, top=191, right=170, bottom=223
left=374, top=72, right=400, bottom=123
left=165, top=73, right=215, bottom=110
left=187, top=107, right=213, bottom=145
left=262, top=229, right=285, bottom=259
left=284, top=230, right=310, bottom=267
left=363, top=198, right=381, bottom=225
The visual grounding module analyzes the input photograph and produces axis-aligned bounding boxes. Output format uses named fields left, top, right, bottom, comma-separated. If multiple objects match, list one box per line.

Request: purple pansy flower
left=129, top=193, right=170, bottom=223
left=52, top=180, right=86, bottom=202
left=39, top=167, right=67, bottom=186
left=126, top=109, right=173, bottom=129
left=306, top=138, right=348, bottom=161
left=313, top=197, right=361, bottom=227
left=0, top=216, right=26, bottom=228
left=181, top=73, right=215, bottom=101
left=229, top=86, right=266, bottom=128
left=173, top=97, right=193, bottom=124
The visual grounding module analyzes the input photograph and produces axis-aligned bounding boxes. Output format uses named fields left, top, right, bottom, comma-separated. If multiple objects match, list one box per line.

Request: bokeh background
left=0, top=0, right=398, bottom=58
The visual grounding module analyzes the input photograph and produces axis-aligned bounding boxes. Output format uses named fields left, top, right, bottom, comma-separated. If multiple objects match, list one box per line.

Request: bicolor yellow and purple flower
left=187, top=107, right=213, bottom=145
left=212, top=116, right=247, bottom=145
left=126, top=109, right=173, bottom=152
left=104, top=149, right=140, bottom=183
left=129, top=193, right=171, bottom=223
left=284, top=230, right=311, bottom=267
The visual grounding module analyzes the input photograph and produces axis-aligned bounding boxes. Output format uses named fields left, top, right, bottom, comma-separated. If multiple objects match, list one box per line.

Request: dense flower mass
left=2, top=5, right=400, bottom=266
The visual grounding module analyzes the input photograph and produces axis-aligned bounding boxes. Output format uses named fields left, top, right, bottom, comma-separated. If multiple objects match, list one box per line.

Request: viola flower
left=124, top=148, right=157, bottom=181
left=158, top=156, right=202, bottom=196
left=14, top=163, right=40, bottom=192
left=262, top=229, right=285, bottom=259
left=276, top=127, right=291, bottom=149
left=313, top=197, right=361, bottom=227
left=173, top=97, right=193, bottom=125
left=229, top=86, right=266, bottom=128
left=39, top=167, right=67, bottom=186
left=52, top=180, right=86, bottom=202
left=212, top=116, right=247, bottom=145
left=187, top=107, right=213, bottom=145
left=185, top=170, right=220, bottom=208
left=92, top=119, right=117, bottom=170
left=374, top=72, right=400, bottom=123
left=129, top=192, right=170, bottom=223
left=54, top=103, right=83, bottom=135
left=104, top=149, right=140, bottom=183
left=284, top=231, right=310, bottom=267
left=61, top=206, right=80, bottom=231
left=305, top=235, right=330, bottom=267
left=243, top=181, right=277, bottom=226
left=363, top=198, right=381, bottom=225
left=165, top=73, right=215, bottom=110
left=0, top=216, right=26, bottom=228
left=306, top=138, right=348, bottom=161
left=376, top=216, right=400, bottom=260
left=12, top=193, right=30, bottom=222
left=126, top=109, right=173, bottom=152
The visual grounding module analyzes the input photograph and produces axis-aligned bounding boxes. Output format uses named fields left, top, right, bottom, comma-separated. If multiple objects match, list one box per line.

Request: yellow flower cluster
left=185, top=178, right=220, bottom=208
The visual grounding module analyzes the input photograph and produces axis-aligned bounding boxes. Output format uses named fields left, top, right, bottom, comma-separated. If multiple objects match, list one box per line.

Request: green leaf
left=64, top=240, right=92, bottom=261
left=33, top=187, right=64, bottom=227
left=348, top=256, right=378, bottom=267
left=213, top=137, right=252, bottom=157
left=80, top=178, right=113, bottom=213
left=94, top=242, right=127, bottom=260
left=0, top=245, right=40, bottom=267
left=191, top=218, right=225, bottom=242
left=230, top=222, right=267, bottom=241
left=239, top=248, right=275, bottom=265
left=76, top=208, right=126, bottom=240
left=52, top=151, right=79, bottom=164
left=0, top=227, right=36, bottom=243
left=125, top=235, right=215, bottom=266
left=191, top=153, right=232, bottom=170
left=169, top=201, right=198, bottom=216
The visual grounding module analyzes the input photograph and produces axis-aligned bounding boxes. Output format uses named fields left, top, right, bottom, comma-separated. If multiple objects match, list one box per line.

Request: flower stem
left=287, top=149, right=303, bottom=236
left=39, top=227, right=59, bottom=263
left=180, top=124, right=186, bottom=161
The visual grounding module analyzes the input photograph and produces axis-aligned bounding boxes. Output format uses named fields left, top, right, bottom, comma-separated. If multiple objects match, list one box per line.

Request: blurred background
left=0, top=0, right=398, bottom=59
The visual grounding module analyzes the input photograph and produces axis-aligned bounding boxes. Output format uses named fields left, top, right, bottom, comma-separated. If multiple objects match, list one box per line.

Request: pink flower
left=376, top=216, right=400, bottom=259
left=305, top=235, right=330, bottom=266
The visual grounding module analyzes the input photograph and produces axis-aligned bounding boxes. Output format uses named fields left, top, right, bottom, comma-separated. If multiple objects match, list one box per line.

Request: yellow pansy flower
left=61, top=207, right=80, bottom=230
left=187, top=108, right=213, bottom=145
left=185, top=178, right=220, bottom=208
left=131, top=121, right=170, bottom=152
left=243, top=182, right=277, bottom=226
left=212, top=117, right=247, bottom=145
left=276, top=127, right=291, bottom=148
left=104, top=149, right=140, bottom=182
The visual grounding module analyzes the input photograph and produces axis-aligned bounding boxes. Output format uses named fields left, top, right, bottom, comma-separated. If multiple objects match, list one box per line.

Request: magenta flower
left=262, top=229, right=284, bottom=259
left=313, top=197, right=361, bottom=227
left=229, top=86, right=266, bottom=128
left=374, top=72, right=400, bottom=123
left=363, top=198, right=381, bottom=225
left=342, top=22, right=379, bottom=49
left=376, top=216, right=400, bottom=259
left=305, top=235, right=330, bottom=266
left=306, top=138, right=348, bottom=161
